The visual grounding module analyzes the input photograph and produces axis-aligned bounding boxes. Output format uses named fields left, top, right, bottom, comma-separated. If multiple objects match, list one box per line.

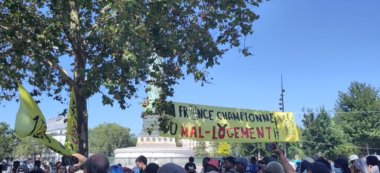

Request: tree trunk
left=76, top=92, right=88, bottom=156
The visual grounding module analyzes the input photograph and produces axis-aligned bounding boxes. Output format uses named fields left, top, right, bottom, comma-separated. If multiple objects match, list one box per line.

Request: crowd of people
left=2, top=144, right=380, bottom=173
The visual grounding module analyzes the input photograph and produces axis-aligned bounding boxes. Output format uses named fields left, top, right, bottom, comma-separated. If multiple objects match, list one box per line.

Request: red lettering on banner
left=256, top=127, right=264, bottom=139
left=181, top=126, right=189, bottom=137
left=266, top=127, right=271, bottom=139
left=190, top=127, right=196, bottom=137
left=241, top=128, right=249, bottom=138
left=218, top=124, right=226, bottom=139
left=234, top=127, right=239, bottom=138
left=227, top=128, right=234, bottom=138
left=199, top=127, right=204, bottom=138
left=212, top=126, right=217, bottom=139
left=249, top=128, right=256, bottom=139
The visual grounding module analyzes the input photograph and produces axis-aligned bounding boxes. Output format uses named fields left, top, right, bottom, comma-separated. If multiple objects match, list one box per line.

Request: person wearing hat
left=205, top=160, right=220, bottom=173
left=235, top=158, right=248, bottom=173
left=223, top=157, right=237, bottom=173
left=349, top=155, right=360, bottom=172
left=300, top=157, right=315, bottom=173
left=350, top=155, right=360, bottom=164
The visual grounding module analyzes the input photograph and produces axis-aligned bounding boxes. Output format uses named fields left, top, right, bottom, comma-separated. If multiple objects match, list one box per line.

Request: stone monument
left=114, top=56, right=193, bottom=166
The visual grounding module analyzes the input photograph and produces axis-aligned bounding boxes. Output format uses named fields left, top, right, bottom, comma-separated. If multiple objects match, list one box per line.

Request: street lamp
left=279, top=75, right=288, bottom=158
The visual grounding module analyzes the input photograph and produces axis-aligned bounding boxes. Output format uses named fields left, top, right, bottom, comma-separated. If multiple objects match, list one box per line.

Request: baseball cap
left=349, top=155, right=359, bottom=162
left=208, top=159, right=219, bottom=169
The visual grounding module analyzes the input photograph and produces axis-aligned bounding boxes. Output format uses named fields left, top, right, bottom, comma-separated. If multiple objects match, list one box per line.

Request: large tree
left=301, top=108, right=355, bottom=160
left=0, top=122, right=16, bottom=160
left=89, top=123, right=136, bottom=156
left=0, top=0, right=262, bottom=155
left=236, top=143, right=269, bottom=158
left=335, top=81, right=380, bottom=153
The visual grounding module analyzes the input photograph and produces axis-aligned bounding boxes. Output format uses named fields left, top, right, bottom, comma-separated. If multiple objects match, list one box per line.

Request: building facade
left=41, top=116, right=67, bottom=163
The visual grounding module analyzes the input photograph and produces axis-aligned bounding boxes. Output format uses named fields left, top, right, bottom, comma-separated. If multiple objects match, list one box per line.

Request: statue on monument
left=113, top=55, right=194, bottom=161
left=141, top=55, right=163, bottom=135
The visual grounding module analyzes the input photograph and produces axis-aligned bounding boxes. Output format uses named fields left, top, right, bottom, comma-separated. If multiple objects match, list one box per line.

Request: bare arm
left=273, top=143, right=295, bottom=173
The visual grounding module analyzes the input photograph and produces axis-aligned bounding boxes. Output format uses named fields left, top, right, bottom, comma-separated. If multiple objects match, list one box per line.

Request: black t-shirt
left=184, top=162, right=196, bottom=171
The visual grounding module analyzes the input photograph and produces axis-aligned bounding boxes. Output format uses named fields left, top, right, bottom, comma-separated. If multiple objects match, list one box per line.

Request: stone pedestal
left=114, top=115, right=194, bottom=166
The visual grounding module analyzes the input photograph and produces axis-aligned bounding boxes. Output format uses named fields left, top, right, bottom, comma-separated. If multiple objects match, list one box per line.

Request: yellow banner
left=159, top=102, right=300, bottom=142
left=15, top=84, right=73, bottom=155
left=64, top=88, right=79, bottom=152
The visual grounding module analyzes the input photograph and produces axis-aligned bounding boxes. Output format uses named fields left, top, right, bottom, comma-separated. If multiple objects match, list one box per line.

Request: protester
left=263, top=161, right=284, bottom=173
left=122, top=167, right=134, bottom=173
left=41, top=162, right=50, bottom=173
left=201, top=157, right=211, bottom=173
left=350, top=155, right=360, bottom=164
left=205, top=159, right=219, bottom=173
left=135, top=155, right=148, bottom=173
left=293, top=155, right=301, bottom=172
left=184, top=157, right=197, bottom=173
left=223, top=156, right=237, bottom=173
left=314, top=157, right=332, bottom=173
left=145, top=163, right=159, bottom=173
left=17, top=167, right=26, bottom=173
left=366, top=156, right=379, bottom=173
left=70, top=153, right=109, bottom=173
left=235, top=158, right=248, bottom=173
left=334, top=157, right=351, bottom=173
left=256, top=160, right=266, bottom=173
left=30, top=160, right=44, bottom=173
left=247, top=157, right=258, bottom=173
left=308, top=161, right=331, bottom=173
left=13, top=161, right=21, bottom=173
left=158, top=163, right=186, bottom=173
left=300, top=157, right=314, bottom=173
left=21, top=161, right=30, bottom=173
left=352, top=158, right=369, bottom=173
left=55, top=161, right=66, bottom=173
left=110, top=165, right=123, bottom=173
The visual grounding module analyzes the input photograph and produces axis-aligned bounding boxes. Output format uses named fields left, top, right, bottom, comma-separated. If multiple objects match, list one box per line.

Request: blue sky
left=1, top=0, right=380, bottom=135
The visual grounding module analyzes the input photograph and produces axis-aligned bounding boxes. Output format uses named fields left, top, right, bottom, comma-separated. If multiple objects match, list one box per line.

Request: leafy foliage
left=235, top=143, right=269, bottom=158
left=301, top=108, right=356, bottom=160
left=0, top=0, right=263, bottom=155
left=0, top=122, right=16, bottom=160
left=334, top=81, right=380, bottom=153
left=287, top=142, right=304, bottom=159
left=89, top=123, right=136, bottom=156
left=14, top=136, right=45, bottom=159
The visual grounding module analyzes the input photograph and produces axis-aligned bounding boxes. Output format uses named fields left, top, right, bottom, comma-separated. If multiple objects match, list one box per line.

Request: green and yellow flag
left=64, top=88, right=79, bottom=152
left=15, top=84, right=73, bottom=155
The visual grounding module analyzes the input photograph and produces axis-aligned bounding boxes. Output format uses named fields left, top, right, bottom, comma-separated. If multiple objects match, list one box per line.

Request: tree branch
left=40, top=56, right=80, bottom=94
